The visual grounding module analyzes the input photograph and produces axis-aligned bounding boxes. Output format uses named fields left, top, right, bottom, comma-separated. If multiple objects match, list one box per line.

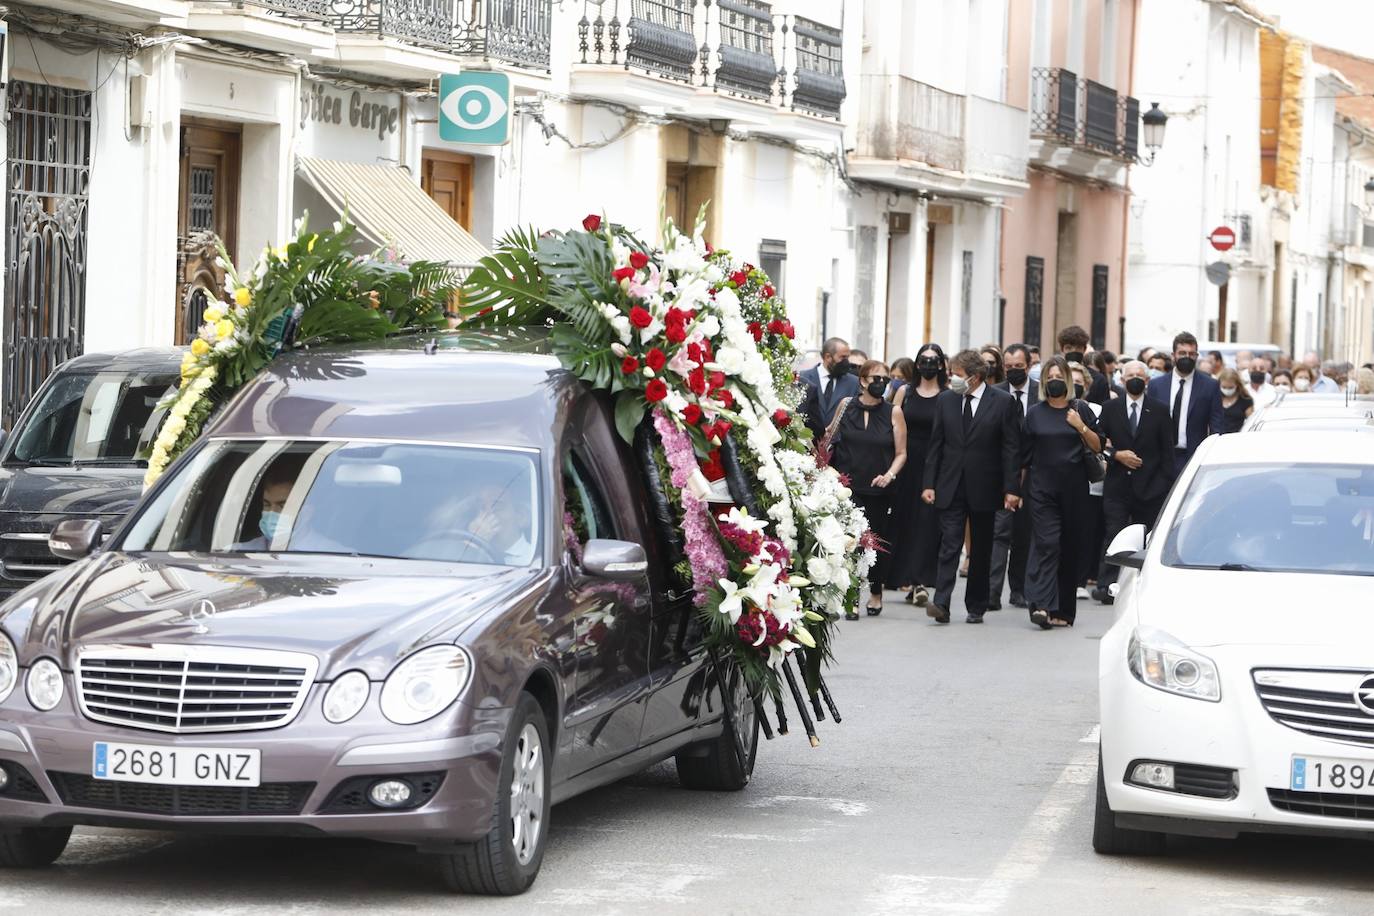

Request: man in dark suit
left=1146, top=331, right=1224, bottom=476
left=988, top=343, right=1036, bottom=609
left=798, top=337, right=860, bottom=440
left=1057, top=324, right=1111, bottom=405
left=922, top=349, right=1023, bottom=624
left=1092, top=359, right=1176, bottom=603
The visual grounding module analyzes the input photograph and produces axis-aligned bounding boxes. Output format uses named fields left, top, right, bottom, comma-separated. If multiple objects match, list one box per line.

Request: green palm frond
left=460, top=244, right=553, bottom=326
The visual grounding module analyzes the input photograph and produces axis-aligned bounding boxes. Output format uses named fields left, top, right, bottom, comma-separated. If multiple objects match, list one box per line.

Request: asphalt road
left=8, top=586, right=1374, bottom=915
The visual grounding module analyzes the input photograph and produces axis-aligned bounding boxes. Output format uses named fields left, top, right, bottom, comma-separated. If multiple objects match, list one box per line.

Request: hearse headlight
left=0, top=633, right=16, bottom=703
left=1128, top=627, right=1220, bottom=702
left=322, top=670, right=370, bottom=724
left=26, top=658, right=63, bottom=711
left=380, top=646, right=472, bottom=725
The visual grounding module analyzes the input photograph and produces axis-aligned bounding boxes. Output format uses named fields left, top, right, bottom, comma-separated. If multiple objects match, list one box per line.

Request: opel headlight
left=380, top=646, right=472, bottom=725
left=26, top=658, right=63, bottom=711
left=322, top=670, right=370, bottom=724
left=1128, top=626, right=1221, bottom=702
left=0, top=633, right=16, bottom=703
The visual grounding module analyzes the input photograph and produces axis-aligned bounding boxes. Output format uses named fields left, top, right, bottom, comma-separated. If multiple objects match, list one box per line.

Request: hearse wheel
left=676, top=657, right=758, bottom=791
left=0, top=825, right=72, bottom=868
left=439, top=693, right=551, bottom=895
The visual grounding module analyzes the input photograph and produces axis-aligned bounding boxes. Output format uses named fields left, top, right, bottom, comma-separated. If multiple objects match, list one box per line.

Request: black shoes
left=1091, top=586, right=1114, bottom=605
left=1009, top=592, right=1028, bottom=608
left=986, top=601, right=1002, bottom=611
left=927, top=604, right=950, bottom=624
left=866, top=604, right=883, bottom=617
left=966, top=613, right=984, bottom=624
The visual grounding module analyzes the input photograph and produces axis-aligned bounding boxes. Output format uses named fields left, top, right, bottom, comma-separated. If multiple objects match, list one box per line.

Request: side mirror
left=581, top=539, right=648, bottom=581
left=49, top=519, right=102, bottom=562
left=1105, top=523, right=1148, bottom=570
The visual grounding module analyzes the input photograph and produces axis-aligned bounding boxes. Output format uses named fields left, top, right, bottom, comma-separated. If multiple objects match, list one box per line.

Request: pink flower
left=653, top=410, right=729, bottom=606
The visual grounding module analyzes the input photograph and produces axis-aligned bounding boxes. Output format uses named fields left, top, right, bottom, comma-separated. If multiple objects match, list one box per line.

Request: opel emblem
left=1354, top=676, right=1374, bottom=716
left=186, top=599, right=216, bottom=634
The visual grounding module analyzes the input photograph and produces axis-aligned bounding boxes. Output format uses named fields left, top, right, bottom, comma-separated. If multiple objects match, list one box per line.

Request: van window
left=7, top=371, right=177, bottom=466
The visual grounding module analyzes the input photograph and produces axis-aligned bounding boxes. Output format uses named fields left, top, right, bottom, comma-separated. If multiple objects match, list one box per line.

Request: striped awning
left=296, top=156, right=489, bottom=266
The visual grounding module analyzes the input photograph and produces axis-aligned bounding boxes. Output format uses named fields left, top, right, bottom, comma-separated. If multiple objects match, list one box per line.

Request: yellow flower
left=307, top=235, right=317, bottom=252
left=202, top=307, right=223, bottom=323
left=181, top=351, right=195, bottom=365
left=181, top=364, right=199, bottom=380
left=272, top=245, right=287, bottom=260
left=215, top=319, right=234, bottom=339
left=233, top=287, right=252, bottom=308
left=191, top=338, right=210, bottom=357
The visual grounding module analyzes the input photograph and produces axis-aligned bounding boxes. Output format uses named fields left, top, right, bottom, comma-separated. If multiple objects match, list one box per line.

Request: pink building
left=1002, top=0, right=1143, bottom=353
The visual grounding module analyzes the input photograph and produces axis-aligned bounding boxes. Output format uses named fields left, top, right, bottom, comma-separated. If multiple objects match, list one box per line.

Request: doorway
left=177, top=119, right=241, bottom=344
left=1053, top=211, right=1078, bottom=333
left=421, top=150, right=474, bottom=230
left=922, top=226, right=936, bottom=345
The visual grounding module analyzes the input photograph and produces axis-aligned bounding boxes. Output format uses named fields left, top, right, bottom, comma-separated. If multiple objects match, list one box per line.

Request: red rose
left=700, top=339, right=714, bottom=361
left=682, top=404, right=703, bottom=425
left=768, top=318, right=786, bottom=335
left=687, top=342, right=704, bottom=364
left=748, top=321, right=764, bottom=342
left=762, top=284, right=775, bottom=298
left=730, top=270, right=749, bottom=287
left=613, top=266, right=635, bottom=282
left=715, top=420, right=733, bottom=438
left=688, top=367, right=707, bottom=396
left=629, top=250, right=650, bottom=270
left=629, top=306, right=652, bottom=328
left=582, top=214, right=602, bottom=232
left=783, top=321, right=796, bottom=339
left=700, top=449, right=726, bottom=481
left=772, top=408, right=790, bottom=428
left=645, top=347, right=666, bottom=371
left=645, top=379, right=668, bottom=403
left=716, top=389, right=735, bottom=409
left=665, top=306, right=690, bottom=326
left=665, top=323, right=687, bottom=344
left=709, top=370, right=726, bottom=391
left=621, top=356, right=640, bottom=374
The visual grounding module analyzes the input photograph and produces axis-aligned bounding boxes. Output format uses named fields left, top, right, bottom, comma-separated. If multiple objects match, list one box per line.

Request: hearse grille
left=49, top=772, right=314, bottom=816
left=1253, top=668, right=1374, bottom=747
left=76, top=646, right=319, bottom=734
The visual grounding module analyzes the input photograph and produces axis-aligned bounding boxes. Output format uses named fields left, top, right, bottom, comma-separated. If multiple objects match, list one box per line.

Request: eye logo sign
left=438, top=72, right=512, bottom=145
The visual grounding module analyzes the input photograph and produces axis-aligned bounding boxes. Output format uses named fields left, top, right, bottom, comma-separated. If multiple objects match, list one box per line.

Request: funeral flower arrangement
left=144, top=218, right=463, bottom=487
left=461, top=213, right=871, bottom=697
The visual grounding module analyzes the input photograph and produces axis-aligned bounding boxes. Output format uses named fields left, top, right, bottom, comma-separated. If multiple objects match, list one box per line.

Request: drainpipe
left=1117, top=0, right=1140, bottom=352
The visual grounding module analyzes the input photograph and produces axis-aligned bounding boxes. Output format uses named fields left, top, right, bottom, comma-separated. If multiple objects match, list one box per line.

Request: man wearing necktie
left=1093, top=360, right=1176, bottom=603
left=798, top=337, right=861, bottom=441
left=922, top=350, right=1023, bottom=624
left=989, top=343, right=1037, bottom=609
left=1146, top=331, right=1224, bottom=476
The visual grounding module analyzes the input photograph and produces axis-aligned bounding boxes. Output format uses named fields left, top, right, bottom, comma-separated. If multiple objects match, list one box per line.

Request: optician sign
left=298, top=80, right=402, bottom=162
left=438, top=72, right=511, bottom=145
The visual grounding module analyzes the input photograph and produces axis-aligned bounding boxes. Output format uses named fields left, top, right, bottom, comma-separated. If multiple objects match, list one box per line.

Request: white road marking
left=1079, top=724, right=1100, bottom=744
left=741, top=794, right=869, bottom=816
left=547, top=861, right=713, bottom=906
left=707, top=832, right=818, bottom=842
left=1210, top=896, right=1332, bottom=915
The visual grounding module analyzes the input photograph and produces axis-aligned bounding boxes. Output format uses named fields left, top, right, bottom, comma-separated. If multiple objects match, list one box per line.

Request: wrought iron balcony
left=196, top=0, right=329, bottom=17
left=715, top=0, right=775, bottom=101
left=333, top=0, right=457, bottom=49
left=455, top=0, right=553, bottom=70
left=1031, top=66, right=1141, bottom=162
left=791, top=16, right=845, bottom=117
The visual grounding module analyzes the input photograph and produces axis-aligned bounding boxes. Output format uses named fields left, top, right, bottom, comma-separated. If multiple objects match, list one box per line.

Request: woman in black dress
left=1218, top=367, right=1252, bottom=433
left=1022, top=356, right=1102, bottom=629
left=889, top=344, right=947, bottom=606
left=828, top=359, right=908, bottom=618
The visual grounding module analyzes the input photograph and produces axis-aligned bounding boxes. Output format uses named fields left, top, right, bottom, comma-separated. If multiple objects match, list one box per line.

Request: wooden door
left=177, top=121, right=240, bottom=344
left=421, top=150, right=474, bottom=230
left=922, top=226, right=936, bottom=345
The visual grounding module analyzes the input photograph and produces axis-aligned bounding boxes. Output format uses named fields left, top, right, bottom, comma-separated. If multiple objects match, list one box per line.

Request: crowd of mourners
left=798, top=326, right=1374, bottom=630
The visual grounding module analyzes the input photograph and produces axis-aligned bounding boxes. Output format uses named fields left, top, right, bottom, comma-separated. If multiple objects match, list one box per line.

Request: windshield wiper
left=1175, top=562, right=1263, bottom=572
left=71, top=458, right=146, bottom=468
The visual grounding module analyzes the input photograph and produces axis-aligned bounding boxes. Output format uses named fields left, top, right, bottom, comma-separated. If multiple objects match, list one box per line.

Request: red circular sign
left=1209, top=226, right=1236, bottom=251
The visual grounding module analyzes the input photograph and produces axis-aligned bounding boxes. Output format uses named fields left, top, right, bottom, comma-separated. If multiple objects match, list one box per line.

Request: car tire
left=1092, top=751, right=1166, bottom=856
left=438, top=693, right=551, bottom=895
left=0, top=826, right=72, bottom=868
left=676, top=659, right=758, bottom=792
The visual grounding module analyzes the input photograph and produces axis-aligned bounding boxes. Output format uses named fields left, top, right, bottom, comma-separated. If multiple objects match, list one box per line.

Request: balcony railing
left=332, top=0, right=552, bottom=67
left=576, top=0, right=846, bottom=119
left=196, top=0, right=329, bottom=17
left=1030, top=66, right=1140, bottom=162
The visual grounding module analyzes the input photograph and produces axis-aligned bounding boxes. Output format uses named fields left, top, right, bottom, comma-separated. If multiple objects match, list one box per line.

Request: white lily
left=717, top=578, right=745, bottom=624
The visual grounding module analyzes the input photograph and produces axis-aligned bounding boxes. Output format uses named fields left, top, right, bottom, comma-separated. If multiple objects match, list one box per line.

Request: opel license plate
left=1290, top=754, right=1374, bottom=793
left=92, top=742, right=261, bottom=787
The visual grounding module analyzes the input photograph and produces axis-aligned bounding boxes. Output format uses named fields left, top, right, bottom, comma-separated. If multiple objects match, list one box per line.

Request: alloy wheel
left=509, top=722, right=544, bottom=865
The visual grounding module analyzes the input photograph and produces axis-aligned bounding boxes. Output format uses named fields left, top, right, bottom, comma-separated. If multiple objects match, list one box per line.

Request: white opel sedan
left=1095, top=431, right=1374, bottom=854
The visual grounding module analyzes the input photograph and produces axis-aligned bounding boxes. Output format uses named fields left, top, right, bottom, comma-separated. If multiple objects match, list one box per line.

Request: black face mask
left=1074, top=383, right=1086, bottom=399
left=1125, top=376, right=1147, bottom=396
left=865, top=380, right=887, bottom=398
left=1044, top=379, right=1069, bottom=399
left=1064, top=351, right=1086, bottom=365
left=1250, top=369, right=1267, bottom=386
left=1005, top=367, right=1028, bottom=387
left=1176, top=356, right=1197, bottom=376
left=916, top=359, right=941, bottom=379
left=829, top=359, right=851, bottom=377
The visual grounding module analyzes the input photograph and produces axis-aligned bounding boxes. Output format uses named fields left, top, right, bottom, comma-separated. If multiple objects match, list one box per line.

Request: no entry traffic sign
left=1208, top=225, right=1236, bottom=251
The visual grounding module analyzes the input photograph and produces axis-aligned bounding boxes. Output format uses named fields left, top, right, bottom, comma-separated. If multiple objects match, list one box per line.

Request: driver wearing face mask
left=233, top=469, right=299, bottom=551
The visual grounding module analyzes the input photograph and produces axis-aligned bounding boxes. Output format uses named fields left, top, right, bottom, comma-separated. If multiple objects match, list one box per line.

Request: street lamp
left=1140, top=102, right=1168, bottom=165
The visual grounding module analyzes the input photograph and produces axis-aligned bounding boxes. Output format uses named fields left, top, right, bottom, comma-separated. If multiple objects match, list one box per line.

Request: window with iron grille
left=1091, top=264, right=1109, bottom=349
left=1023, top=256, right=1045, bottom=347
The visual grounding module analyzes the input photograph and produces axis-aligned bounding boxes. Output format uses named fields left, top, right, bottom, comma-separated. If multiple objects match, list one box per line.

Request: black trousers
left=1025, top=485, right=1088, bottom=622
left=853, top=492, right=891, bottom=596
left=1096, top=491, right=1164, bottom=588
left=934, top=487, right=996, bottom=614
left=1078, top=493, right=1105, bottom=586
left=988, top=503, right=1031, bottom=601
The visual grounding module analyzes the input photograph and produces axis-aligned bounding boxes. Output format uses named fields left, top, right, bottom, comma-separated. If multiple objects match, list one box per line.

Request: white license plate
left=1290, top=754, right=1374, bottom=793
left=92, top=742, right=261, bottom=788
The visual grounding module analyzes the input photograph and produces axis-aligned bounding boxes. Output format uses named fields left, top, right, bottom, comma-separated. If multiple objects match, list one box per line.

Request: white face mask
left=1275, top=382, right=1292, bottom=392
left=1294, top=378, right=1311, bottom=392
left=948, top=374, right=970, bottom=395
left=1220, top=386, right=1236, bottom=398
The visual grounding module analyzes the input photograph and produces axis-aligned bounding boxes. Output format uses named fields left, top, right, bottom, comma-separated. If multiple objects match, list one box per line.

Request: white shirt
left=963, top=379, right=985, bottom=419
left=1169, top=370, right=1194, bottom=449
left=1248, top=382, right=1277, bottom=408
left=1008, top=382, right=1031, bottom=408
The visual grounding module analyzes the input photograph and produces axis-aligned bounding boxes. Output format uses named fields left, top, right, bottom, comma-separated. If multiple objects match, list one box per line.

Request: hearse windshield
left=121, top=439, right=541, bottom=567
left=5, top=371, right=177, bottom=467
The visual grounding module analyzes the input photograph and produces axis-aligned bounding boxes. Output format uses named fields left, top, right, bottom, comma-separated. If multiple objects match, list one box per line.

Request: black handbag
left=1075, top=401, right=1107, bottom=484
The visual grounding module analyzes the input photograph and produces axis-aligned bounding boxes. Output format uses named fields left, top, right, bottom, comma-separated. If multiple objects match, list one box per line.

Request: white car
left=1095, top=430, right=1374, bottom=854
